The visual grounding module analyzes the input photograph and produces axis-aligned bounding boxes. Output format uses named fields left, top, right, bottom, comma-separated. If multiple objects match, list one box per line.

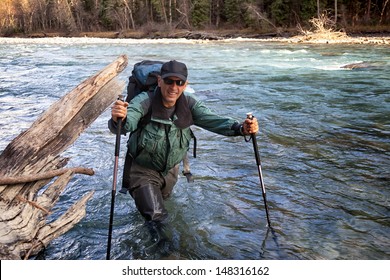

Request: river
left=0, top=37, right=389, bottom=260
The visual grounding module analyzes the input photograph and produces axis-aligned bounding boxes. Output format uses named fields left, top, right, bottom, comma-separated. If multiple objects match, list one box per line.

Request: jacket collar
left=151, top=88, right=193, bottom=129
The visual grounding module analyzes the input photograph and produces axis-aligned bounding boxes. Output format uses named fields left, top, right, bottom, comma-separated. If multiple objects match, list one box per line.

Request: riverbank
left=5, top=28, right=390, bottom=45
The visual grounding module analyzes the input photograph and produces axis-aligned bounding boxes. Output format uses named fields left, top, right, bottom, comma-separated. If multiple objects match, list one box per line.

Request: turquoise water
left=0, top=38, right=389, bottom=260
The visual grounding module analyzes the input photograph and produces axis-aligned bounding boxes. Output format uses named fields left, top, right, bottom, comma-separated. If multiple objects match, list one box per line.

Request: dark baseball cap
left=161, top=60, right=188, bottom=81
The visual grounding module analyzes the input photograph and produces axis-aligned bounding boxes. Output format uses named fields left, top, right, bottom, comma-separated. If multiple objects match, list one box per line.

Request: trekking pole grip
left=114, top=94, right=124, bottom=156
left=246, top=112, right=260, bottom=163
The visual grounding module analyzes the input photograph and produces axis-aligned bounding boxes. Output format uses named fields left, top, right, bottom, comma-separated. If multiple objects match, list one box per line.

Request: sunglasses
left=163, top=78, right=186, bottom=86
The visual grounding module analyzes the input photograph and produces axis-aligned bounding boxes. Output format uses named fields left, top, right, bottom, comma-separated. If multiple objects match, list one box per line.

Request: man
left=109, top=60, right=258, bottom=224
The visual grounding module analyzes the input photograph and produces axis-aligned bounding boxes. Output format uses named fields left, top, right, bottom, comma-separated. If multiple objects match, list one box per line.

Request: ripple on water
left=1, top=40, right=389, bottom=260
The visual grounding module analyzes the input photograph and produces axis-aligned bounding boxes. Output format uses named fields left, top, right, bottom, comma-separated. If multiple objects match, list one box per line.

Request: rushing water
left=0, top=37, right=389, bottom=260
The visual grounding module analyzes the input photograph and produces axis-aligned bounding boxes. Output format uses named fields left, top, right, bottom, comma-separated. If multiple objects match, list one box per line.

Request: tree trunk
left=317, top=0, right=320, bottom=18
left=160, top=0, right=169, bottom=25
left=0, top=55, right=128, bottom=260
left=61, top=0, right=77, bottom=34
left=380, top=0, right=389, bottom=24
left=365, top=0, right=371, bottom=22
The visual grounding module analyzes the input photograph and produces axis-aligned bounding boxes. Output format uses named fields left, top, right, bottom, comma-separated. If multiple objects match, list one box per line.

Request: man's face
left=158, top=76, right=187, bottom=108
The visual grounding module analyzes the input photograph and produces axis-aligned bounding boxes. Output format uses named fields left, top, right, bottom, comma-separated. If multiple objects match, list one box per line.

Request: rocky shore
left=5, top=29, right=390, bottom=45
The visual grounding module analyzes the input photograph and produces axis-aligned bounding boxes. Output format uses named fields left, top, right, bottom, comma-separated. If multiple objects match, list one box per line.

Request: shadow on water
left=113, top=191, right=289, bottom=260
left=118, top=220, right=286, bottom=260
left=259, top=227, right=288, bottom=260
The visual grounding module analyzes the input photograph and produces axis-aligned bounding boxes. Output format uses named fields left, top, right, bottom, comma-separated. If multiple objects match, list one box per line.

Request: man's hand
left=242, top=117, right=259, bottom=135
left=111, top=100, right=128, bottom=123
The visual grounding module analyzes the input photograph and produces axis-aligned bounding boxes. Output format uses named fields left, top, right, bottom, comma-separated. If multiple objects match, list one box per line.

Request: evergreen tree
left=191, top=0, right=210, bottom=27
left=224, top=0, right=243, bottom=25
left=270, top=0, right=291, bottom=26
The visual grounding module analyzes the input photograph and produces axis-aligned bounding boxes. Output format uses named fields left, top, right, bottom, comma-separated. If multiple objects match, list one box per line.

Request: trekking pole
left=246, top=112, right=272, bottom=228
left=107, top=94, right=124, bottom=260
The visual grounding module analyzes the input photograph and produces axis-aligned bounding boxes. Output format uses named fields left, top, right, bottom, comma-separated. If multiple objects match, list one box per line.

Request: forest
left=0, top=0, right=389, bottom=37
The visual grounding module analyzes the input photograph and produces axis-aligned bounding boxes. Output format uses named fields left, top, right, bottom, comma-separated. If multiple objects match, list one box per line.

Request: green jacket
left=109, top=88, right=243, bottom=175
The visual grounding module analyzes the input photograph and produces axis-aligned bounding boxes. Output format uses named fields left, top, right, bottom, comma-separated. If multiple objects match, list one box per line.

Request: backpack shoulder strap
left=125, top=76, right=139, bottom=102
left=136, top=89, right=154, bottom=130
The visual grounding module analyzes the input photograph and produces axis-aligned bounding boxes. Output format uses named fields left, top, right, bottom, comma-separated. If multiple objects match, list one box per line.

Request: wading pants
left=122, top=153, right=179, bottom=222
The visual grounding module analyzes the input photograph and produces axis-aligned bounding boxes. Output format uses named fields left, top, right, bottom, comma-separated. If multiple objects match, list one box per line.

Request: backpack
left=120, top=60, right=195, bottom=191
left=125, top=60, right=164, bottom=103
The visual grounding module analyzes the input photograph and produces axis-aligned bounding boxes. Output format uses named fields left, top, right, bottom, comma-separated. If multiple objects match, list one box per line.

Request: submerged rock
left=341, top=61, right=384, bottom=70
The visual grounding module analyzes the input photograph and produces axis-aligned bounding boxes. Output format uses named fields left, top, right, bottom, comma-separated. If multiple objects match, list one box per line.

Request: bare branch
left=0, top=167, right=94, bottom=185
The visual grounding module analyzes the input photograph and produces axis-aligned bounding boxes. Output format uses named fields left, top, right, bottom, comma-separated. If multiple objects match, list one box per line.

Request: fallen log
left=0, top=55, right=128, bottom=259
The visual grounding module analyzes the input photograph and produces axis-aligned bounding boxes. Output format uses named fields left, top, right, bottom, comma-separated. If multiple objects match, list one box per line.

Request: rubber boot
left=144, top=220, right=173, bottom=258
left=131, top=184, right=168, bottom=222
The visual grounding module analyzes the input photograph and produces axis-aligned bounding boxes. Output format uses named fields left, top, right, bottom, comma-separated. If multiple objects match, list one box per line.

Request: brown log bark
left=0, top=55, right=128, bottom=260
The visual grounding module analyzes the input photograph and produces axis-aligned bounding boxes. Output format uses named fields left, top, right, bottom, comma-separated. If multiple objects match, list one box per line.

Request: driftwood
left=0, top=54, right=128, bottom=259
